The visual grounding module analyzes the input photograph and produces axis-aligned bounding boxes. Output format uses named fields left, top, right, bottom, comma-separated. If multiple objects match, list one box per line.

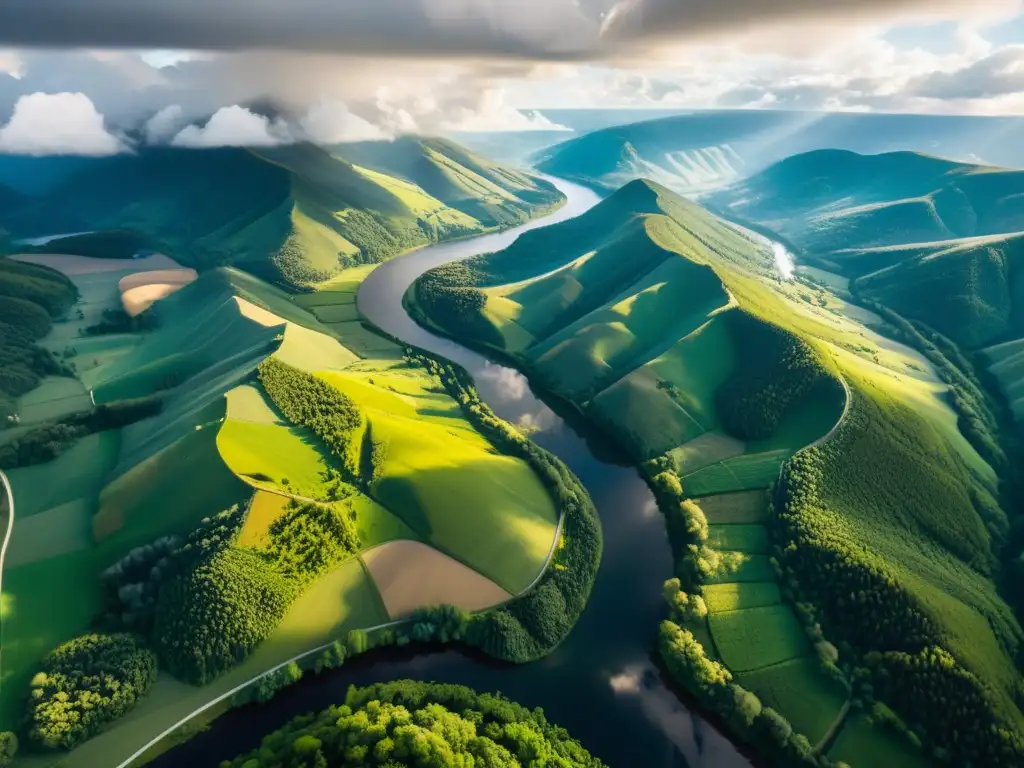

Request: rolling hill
left=411, top=178, right=1024, bottom=765
left=1, top=139, right=563, bottom=288
left=534, top=110, right=1024, bottom=196
left=710, top=149, right=1024, bottom=420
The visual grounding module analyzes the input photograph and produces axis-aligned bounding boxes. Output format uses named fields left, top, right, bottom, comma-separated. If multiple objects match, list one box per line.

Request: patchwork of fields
left=0, top=249, right=560, bottom=766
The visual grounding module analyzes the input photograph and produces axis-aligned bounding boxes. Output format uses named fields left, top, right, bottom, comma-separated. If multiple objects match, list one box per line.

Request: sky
left=0, top=0, right=1023, bottom=154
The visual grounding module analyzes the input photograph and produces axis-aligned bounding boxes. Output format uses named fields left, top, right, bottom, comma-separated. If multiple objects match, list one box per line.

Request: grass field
left=828, top=713, right=932, bottom=768
left=697, top=491, right=770, bottom=524
left=683, top=450, right=789, bottom=497
left=738, top=658, right=849, bottom=745
left=320, top=362, right=558, bottom=594
left=708, top=605, right=810, bottom=672
left=703, top=554, right=778, bottom=584
left=702, top=582, right=782, bottom=612
left=706, top=524, right=770, bottom=554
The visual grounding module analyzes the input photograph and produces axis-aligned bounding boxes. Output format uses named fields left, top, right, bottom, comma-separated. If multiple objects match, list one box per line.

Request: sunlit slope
left=34, top=141, right=564, bottom=287
left=411, top=177, right=1023, bottom=758
left=534, top=110, right=1024, bottom=196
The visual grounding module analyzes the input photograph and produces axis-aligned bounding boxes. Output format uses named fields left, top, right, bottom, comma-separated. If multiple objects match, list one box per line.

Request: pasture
left=697, top=491, right=770, bottom=524
left=706, top=524, right=770, bottom=554
left=683, top=450, right=788, bottom=497
left=738, top=658, right=849, bottom=745
left=702, top=582, right=781, bottom=613
left=707, top=605, right=809, bottom=672
left=828, top=713, right=932, bottom=768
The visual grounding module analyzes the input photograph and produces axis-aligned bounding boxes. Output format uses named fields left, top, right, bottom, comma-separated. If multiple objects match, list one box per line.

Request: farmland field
left=738, top=658, right=849, bottom=745
left=828, top=713, right=932, bottom=768
left=702, top=582, right=781, bottom=613
left=706, top=524, right=770, bottom=554
left=708, top=605, right=809, bottom=671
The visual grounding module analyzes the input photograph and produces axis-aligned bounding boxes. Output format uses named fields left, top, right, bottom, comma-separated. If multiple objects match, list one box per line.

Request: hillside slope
left=10, top=140, right=563, bottom=288
left=534, top=110, right=1024, bottom=196
left=411, top=178, right=1024, bottom=766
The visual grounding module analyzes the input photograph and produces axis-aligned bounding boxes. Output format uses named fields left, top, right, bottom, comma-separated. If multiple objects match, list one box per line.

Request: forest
left=0, top=257, right=77, bottom=420
left=221, top=680, right=604, bottom=768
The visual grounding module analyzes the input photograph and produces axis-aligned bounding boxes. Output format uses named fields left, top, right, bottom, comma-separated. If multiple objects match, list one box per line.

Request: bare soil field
left=362, top=539, right=512, bottom=619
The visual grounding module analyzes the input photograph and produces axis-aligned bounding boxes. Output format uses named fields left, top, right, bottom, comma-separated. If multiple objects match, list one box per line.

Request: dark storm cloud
left=0, top=0, right=1003, bottom=58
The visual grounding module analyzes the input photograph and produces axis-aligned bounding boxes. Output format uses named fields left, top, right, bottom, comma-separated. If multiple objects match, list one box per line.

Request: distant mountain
left=4, top=138, right=563, bottom=287
left=534, top=110, right=1024, bottom=196
left=710, top=149, right=1024, bottom=348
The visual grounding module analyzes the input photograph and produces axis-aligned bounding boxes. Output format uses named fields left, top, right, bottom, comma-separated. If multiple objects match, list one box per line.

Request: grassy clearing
left=217, top=419, right=335, bottom=501
left=707, top=524, right=770, bottom=554
left=697, top=491, right=770, bottom=524
left=828, top=713, right=932, bottom=768
left=708, top=605, right=809, bottom=672
left=702, top=582, right=782, bottom=612
left=738, top=658, right=849, bottom=745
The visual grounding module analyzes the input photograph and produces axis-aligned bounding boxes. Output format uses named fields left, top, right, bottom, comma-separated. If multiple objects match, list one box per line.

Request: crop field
left=362, top=540, right=511, bottom=619
left=702, top=582, right=781, bottom=612
left=682, top=450, right=789, bottom=497
left=348, top=492, right=420, bottom=548
left=697, top=491, right=770, bottom=524
left=237, top=491, right=290, bottom=548
left=706, top=524, right=770, bottom=554
left=708, top=605, right=809, bottom=672
left=737, top=658, right=849, bottom=745
left=666, top=431, right=744, bottom=475
left=828, top=713, right=932, bottom=768
left=217, top=419, right=335, bottom=500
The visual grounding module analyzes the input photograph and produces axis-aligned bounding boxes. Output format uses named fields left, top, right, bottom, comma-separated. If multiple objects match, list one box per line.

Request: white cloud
left=171, top=105, right=290, bottom=148
left=437, top=87, right=571, bottom=131
left=300, top=99, right=390, bottom=143
left=0, top=91, right=123, bottom=155
left=144, top=104, right=185, bottom=143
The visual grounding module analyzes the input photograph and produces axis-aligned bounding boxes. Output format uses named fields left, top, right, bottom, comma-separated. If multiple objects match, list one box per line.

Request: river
left=154, top=178, right=754, bottom=768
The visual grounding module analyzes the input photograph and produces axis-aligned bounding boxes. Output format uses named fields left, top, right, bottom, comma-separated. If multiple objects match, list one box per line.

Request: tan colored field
left=119, top=269, right=198, bottom=316
left=12, top=252, right=182, bottom=275
left=362, top=540, right=512, bottom=619
left=235, top=296, right=287, bottom=327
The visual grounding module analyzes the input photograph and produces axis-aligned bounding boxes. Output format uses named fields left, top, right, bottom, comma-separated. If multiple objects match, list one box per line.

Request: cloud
left=908, top=45, right=1024, bottom=98
left=0, top=0, right=1016, bottom=60
left=144, top=104, right=186, bottom=143
left=171, top=104, right=289, bottom=147
left=0, top=91, right=123, bottom=155
left=300, top=99, right=391, bottom=143
left=438, top=88, right=571, bottom=131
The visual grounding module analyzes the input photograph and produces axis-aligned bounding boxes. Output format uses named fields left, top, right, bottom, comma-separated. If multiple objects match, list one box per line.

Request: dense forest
left=0, top=257, right=77, bottom=420
left=776, top=389, right=1024, bottom=765
left=222, top=680, right=604, bottom=768
left=258, top=356, right=364, bottom=479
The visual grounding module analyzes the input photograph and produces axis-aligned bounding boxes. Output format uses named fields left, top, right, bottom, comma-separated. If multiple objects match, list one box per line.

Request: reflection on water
left=153, top=177, right=755, bottom=768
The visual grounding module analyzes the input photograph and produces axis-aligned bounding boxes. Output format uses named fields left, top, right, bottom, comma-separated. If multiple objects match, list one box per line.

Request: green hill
left=28, top=140, right=563, bottom=288
left=411, top=178, right=1024, bottom=765
left=534, top=110, right=1024, bottom=195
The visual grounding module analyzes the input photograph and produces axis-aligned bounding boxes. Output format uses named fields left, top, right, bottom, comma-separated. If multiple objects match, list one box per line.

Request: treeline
left=404, top=348, right=602, bottom=662
left=0, top=396, right=162, bottom=469
left=25, top=229, right=154, bottom=260
left=258, top=356, right=363, bottom=478
left=25, top=633, right=157, bottom=750
left=222, top=680, right=604, bottom=768
left=716, top=312, right=841, bottom=441
left=0, top=258, right=77, bottom=419
left=775, top=393, right=1024, bottom=766
left=410, top=262, right=505, bottom=349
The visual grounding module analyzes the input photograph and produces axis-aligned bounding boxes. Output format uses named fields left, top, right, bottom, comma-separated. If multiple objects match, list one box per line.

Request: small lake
left=153, top=178, right=755, bottom=768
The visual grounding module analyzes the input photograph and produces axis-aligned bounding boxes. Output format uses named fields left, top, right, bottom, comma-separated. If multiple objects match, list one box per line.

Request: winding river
left=154, top=178, right=754, bottom=768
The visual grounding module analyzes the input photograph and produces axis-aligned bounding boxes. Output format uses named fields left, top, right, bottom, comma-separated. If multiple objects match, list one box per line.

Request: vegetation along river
left=155, top=178, right=754, bottom=768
